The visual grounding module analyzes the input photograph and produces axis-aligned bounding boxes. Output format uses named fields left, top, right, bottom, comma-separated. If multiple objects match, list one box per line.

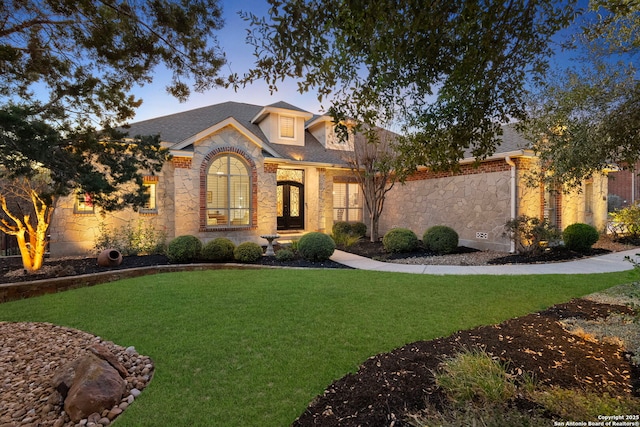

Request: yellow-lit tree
left=0, top=175, right=54, bottom=272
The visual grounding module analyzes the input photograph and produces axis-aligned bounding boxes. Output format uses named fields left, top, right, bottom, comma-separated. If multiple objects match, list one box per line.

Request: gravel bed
left=385, top=251, right=505, bottom=266
left=0, top=322, right=153, bottom=427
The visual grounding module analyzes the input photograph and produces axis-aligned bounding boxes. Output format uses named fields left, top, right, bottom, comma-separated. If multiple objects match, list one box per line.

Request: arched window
left=206, top=154, right=251, bottom=226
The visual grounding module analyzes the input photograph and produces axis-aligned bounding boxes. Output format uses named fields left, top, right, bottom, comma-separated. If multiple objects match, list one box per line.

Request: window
left=206, top=154, right=251, bottom=226
left=279, top=115, right=295, bottom=139
left=141, top=182, right=157, bottom=212
left=333, top=182, right=362, bottom=222
left=75, top=193, right=94, bottom=214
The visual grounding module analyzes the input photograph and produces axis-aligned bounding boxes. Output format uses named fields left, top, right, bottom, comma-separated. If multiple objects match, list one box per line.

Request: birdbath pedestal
left=260, top=234, right=280, bottom=256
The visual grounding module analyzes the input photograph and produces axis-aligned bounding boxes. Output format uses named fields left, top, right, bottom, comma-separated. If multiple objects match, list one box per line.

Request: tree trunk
left=0, top=191, right=53, bottom=273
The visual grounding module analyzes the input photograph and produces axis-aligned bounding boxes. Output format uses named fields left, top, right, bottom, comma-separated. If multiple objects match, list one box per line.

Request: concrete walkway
left=330, top=248, right=640, bottom=275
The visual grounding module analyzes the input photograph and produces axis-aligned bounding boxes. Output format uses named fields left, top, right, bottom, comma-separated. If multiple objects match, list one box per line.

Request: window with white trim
left=279, top=115, right=295, bottom=139
left=206, top=154, right=251, bottom=226
left=333, top=182, right=362, bottom=222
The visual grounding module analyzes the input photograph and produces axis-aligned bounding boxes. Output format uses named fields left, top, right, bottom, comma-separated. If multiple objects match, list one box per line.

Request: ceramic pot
left=97, top=249, right=123, bottom=267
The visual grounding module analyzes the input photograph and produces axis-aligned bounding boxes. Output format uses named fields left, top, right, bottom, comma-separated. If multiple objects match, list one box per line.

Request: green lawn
left=0, top=269, right=636, bottom=426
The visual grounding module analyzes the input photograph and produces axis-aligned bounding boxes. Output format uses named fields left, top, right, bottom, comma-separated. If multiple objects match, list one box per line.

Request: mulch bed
left=293, top=299, right=639, bottom=426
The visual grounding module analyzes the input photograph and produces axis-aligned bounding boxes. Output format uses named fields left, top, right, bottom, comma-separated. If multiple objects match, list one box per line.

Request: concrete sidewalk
left=330, top=248, right=640, bottom=275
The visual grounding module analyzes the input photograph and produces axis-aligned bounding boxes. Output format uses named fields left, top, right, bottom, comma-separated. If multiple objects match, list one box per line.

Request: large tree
left=235, top=0, right=576, bottom=171
left=519, top=0, right=640, bottom=188
left=0, top=0, right=227, bottom=271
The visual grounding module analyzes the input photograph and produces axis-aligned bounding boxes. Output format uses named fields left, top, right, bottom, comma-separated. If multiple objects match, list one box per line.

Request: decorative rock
left=88, top=345, right=128, bottom=379
left=106, top=407, right=122, bottom=420
left=130, top=388, right=141, bottom=397
left=64, top=354, right=126, bottom=422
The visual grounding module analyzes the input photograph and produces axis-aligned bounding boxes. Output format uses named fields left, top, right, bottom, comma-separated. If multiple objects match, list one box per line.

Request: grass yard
left=0, top=268, right=636, bottom=426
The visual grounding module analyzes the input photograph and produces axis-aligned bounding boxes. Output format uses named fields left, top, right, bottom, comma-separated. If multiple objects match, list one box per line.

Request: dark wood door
left=277, top=181, right=304, bottom=230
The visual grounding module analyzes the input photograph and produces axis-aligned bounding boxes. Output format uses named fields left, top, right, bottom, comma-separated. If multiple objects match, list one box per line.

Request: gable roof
left=121, top=101, right=349, bottom=166
left=121, top=101, right=534, bottom=167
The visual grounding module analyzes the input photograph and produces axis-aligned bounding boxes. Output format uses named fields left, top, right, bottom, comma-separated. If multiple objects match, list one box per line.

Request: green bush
left=351, top=222, right=367, bottom=237
left=275, top=248, right=296, bottom=261
left=332, top=221, right=352, bottom=236
left=382, top=228, right=418, bottom=253
left=332, top=221, right=367, bottom=237
left=609, top=202, right=640, bottom=238
left=94, top=220, right=167, bottom=256
left=423, top=225, right=459, bottom=254
left=201, top=238, right=235, bottom=262
left=503, top=215, right=560, bottom=256
left=563, top=223, right=599, bottom=253
left=297, top=232, right=336, bottom=261
left=166, top=235, right=202, bottom=263
left=233, top=242, right=263, bottom=263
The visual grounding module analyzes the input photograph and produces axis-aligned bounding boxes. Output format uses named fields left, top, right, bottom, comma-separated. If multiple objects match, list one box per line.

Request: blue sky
left=131, top=0, right=324, bottom=122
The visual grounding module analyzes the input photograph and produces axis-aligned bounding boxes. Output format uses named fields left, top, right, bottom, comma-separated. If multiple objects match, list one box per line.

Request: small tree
left=503, top=215, right=560, bottom=256
left=336, top=109, right=410, bottom=242
left=0, top=175, right=54, bottom=271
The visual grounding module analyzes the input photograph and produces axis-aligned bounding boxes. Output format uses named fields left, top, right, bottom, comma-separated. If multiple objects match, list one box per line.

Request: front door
left=277, top=181, right=304, bottom=230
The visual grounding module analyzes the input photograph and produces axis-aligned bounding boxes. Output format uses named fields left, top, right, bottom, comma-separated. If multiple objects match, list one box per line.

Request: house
left=47, top=101, right=609, bottom=256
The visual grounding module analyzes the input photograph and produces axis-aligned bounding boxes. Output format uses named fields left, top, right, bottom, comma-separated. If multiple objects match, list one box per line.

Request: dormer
left=251, top=102, right=313, bottom=147
left=306, top=115, right=354, bottom=151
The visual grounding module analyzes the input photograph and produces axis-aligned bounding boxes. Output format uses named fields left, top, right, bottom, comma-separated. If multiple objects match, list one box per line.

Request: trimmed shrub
left=201, top=238, right=235, bottom=262
left=166, top=235, right=202, bottom=263
left=233, top=242, right=263, bottom=263
left=563, top=223, right=599, bottom=253
left=382, top=228, right=418, bottom=253
left=351, top=222, right=367, bottom=237
left=503, top=215, right=560, bottom=256
left=332, top=221, right=367, bottom=237
left=275, top=248, right=296, bottom=261
left=424, top=225, right=459, bottom=254
left=297, top=232, right=336, bottom=261
left=332, top=221, right=352, bottom=236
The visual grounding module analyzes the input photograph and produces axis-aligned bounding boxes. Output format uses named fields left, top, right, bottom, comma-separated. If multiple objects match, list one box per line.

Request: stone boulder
left=55, top=353, right=126, bottom=422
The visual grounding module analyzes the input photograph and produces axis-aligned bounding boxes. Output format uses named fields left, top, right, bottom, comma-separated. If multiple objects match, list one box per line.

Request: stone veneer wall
left=380, top=160, right=518, bottom=252
left=48, top=167, right=173, bottom=257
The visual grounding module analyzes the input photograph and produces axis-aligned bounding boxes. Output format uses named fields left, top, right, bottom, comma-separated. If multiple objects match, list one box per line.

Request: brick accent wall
left=406, top=159, right=512, bottom=182
left=264, top=163, right=278, bottom=173
left=172, top=157, right=192, bottom=169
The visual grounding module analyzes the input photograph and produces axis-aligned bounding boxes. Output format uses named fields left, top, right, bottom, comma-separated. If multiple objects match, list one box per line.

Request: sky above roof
left=130, top=0, right=596, bottom=125
left=131, top=0, right=325, bottom=123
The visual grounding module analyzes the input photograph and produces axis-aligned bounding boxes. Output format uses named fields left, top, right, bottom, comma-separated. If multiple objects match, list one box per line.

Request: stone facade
left=48, top=125, right=350, bottom=256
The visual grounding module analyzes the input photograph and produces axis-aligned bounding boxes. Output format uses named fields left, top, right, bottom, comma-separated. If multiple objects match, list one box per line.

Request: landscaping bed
left=293, top=294, right=640, bottom=426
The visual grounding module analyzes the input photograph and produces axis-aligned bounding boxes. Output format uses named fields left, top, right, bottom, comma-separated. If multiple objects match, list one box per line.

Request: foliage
left=519, top=1, right=640, bottom=189
left=1, top=0, right=226, bottom=129
left=609, top=203, right=640, bottom=239
left=332, top=221, right=367, bottom=238
left=233, top=242, right=263, bottom=263
left=332, top=221, right=365, bottom=248
left=331, top=232, right=362, bottom=248
left=275, top=248, right=296, bottom=262
left=350, top=222, right=367, bottom=238
left=434, top=348, right=517, bottom=405
left=562, top=223, right=599, bottom=252
left=0, top=0, right=226, bottom=271
left=201, top=238, right=236, bottom=262
left=423, top=226, right=459, bottom=255
left=382, top=228, right=418, bottom=253
left=332, top=221, right=353, bottom=236
left=166, top=235, right=202, bottom=263
left=503, top=215, right=560, bottom=256
left=237, top=0, right=575, bottom=173
left=297, top=232, right=336, bottom=261
left=94, top=220, right=167, bottom=256
left=530, top=387, right=640, bottom=421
